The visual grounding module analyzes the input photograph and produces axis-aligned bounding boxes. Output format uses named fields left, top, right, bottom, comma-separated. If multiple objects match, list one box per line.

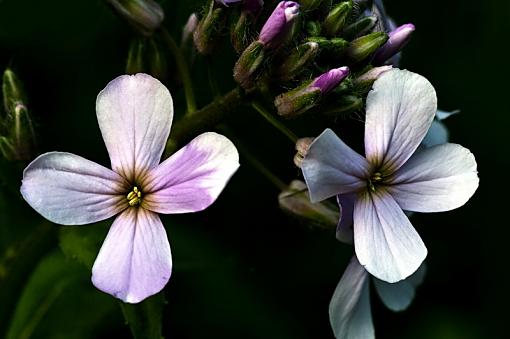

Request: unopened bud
left=293, top=137, right=314, bottom=168
left=258, top=1, right=300, bottom=50
left=353, top=65, right=392, bottom=87
left=277, top=42, right=319, bottom=80
left=322, top=0, right=353, bottom=37
left=342, top=15, right=378, bottom=40
left=147, top=37, right=167, bottom=80
left=306, top=21, right=322, bottom=36
left=105, top=0, right=164, bottom=36
left=299, top=0, right=325, bottom=11
left=278, top=180, right=339, bottom=230
left=193, top=1, right=226, bottom=55
left=231, top=12, right=251, bottom=53
left=182, top=13, right=199, bottom=45
left=233, top=40, right=265, bottom=88
left=275, top=67, right=349, bottom=117
left=2, top=69, right=35, bottom=161
left=346, top=31, right=388, bottom=63
left=372, top=23, right=415, bottom=65
left=307, top=37, right=348, bottom=56
left=126, top=38, right=146, bottom=74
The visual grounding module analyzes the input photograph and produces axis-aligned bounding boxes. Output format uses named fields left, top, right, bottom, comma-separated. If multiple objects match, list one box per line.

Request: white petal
left=20, top=152, right=127, bottom=225
left=387, top=143, right=479, bottom=212
left=329, top=256, right=374, bottom=339
left=302, top=129, right=369, bottom=203
left=92, top=208, right=172, bottom=303
left=364, top=69, right=437, bottom=173
left=141, top=132, right=239, bottom=214
left=96, top=74, right=173, bottom=182
left=373, top=263, right=426, bottom=312
left=354, top=189, right=427, bottom=283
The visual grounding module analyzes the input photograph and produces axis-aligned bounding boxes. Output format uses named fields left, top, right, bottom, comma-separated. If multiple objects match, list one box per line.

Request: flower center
left=368, top=172, right=384, bottom=192
left=127, top=186, right=142, bottom=207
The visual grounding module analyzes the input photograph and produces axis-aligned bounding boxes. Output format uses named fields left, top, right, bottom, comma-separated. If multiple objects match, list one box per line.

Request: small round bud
left=258, top=1, right=300, bottom=50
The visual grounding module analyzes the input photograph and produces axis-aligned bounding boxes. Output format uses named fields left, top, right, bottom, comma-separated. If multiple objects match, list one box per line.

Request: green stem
left=160, top=28, right=197, bottom=114
left=221, top=127, right=287, bottom=190
left=164, top=88, right=244, bottom=156
left=251, top=102, right=298, bottom=143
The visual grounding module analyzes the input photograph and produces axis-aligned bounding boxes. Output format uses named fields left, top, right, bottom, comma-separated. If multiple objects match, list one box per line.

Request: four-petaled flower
left=301, top=69, right=479, bottom=282
left=20, top=74, right=240, bottom=303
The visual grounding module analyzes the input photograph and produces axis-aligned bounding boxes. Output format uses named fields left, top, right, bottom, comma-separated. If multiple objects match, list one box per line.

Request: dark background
left=0, top=0, right=508, bottom=338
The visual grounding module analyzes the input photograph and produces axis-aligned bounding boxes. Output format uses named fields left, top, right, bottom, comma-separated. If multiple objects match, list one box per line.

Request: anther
left=127, top=186, right=142, bottom=206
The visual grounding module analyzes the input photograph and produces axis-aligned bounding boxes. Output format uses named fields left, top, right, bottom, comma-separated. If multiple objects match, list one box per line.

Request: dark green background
left=0, top=0, right=507, bottom=338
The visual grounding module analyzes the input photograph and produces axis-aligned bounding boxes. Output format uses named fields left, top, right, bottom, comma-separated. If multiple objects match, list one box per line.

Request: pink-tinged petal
left=141, top=132, right=239, bottom=214
left=354, top=189, right=427, bottom=283
left=96, top=73, right=173, bottom=182
left=329, top=256, right=374, bottom=339
left=92, top=208, right=172, bottom=303
left=364, top=69, right=437, bottom=173
left=373, top=263, right=426, bottom=312
left=336, top=194, right=355, bottom=244
left=387, top=143, right=479, bottom=212
left=20, top=152, right=128, bottom=225
left=302, top=129, right=369, bottom=203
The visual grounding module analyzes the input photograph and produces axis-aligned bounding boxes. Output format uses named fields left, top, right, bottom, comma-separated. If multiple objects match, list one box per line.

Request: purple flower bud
left=106, top=0, right=164, bottom=36
left=258, top=1, right=300, bottom=49
left=354, top=65, right=393, bottom=85
left=373, top=23, right=415, bottom=65
left=181, top=13, right=199, bottom=45
left=312, top=66, right=350, bottom=95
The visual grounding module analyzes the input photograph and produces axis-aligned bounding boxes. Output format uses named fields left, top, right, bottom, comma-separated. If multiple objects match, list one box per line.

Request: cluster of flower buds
left=227, top=0, right=415, bottom=117
left=0, top=69, right=36, bottom=162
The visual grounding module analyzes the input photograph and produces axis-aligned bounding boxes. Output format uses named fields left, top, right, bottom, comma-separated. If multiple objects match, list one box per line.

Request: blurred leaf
left=120, top=293, right=166, bottom=339
left=5, top=250, right=120, bottom=339
left=58, top=222, right=109, bottom=269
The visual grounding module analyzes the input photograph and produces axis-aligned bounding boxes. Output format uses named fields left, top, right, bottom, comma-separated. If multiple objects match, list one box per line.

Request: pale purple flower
left=312, top=66, right=350, bottom=95
left=329, top=256, right=425, bottom=339
left=373, top=24, right=415, bottom=65
left=258, top=1, right=300, bottom=49
left=301, top=69, right=479, bottom=283
left=20, top=74, right=240, bottom=303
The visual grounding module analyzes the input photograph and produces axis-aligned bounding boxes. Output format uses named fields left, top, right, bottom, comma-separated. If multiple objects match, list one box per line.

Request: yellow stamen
left=127, top=186, right=142, bottom=206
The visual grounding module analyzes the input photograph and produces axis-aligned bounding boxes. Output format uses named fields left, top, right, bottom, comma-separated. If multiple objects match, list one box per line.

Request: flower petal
left=387, top=143, right=479, bottom=212
left=354, top=189, right=427, bottom=283
left=96, top=73, right=173, bottom=182
left=20, top=152, right=128, bottom=225
left=336, top=194, right=356, bottom=244
left=92, top=208, right=172, bottom=303
left=329, top=256, right=374, bottom=339
left=141, top=132, right=239, bottom=214
left=302, top=129, right=369, bottom=203
left=373, top=263, right=426, bottom=312
left=364, top=69, right=437, bottom=173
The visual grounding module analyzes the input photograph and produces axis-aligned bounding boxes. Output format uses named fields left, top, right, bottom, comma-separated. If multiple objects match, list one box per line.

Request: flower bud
left=345, top=31, right=388, bottom=63
left=278, top=180, right=339, bottom=230
left=277, top=42, right=319, bottom=80
left=193, top=1, right=226, bottom=55
left=231, top=12, right=251, bottom=53
left=293, top=137, right=314, bottom=168
left=372, top=23, right=415, bottom=65
left=353, top=65, right=392, bottom=86
left=105, top=0, right=164, bottom=36
left=322, top=0, right=353, bottom=37
left=342, top=15, right=378, bottom=40
left=233, top=40, right=266, bottom=88
left=126, top=38, right=146, bottom=74
left=275, top=67, right=349, bottom=117
left=1, top=69, right=36, bottom=161
left=181, top=13, right=199, bottom=45
left=258, top=1, right=300, bottom=50
left=307, top=37, right=349, bottom=56
left=306, top=21, right=322, bottom=36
